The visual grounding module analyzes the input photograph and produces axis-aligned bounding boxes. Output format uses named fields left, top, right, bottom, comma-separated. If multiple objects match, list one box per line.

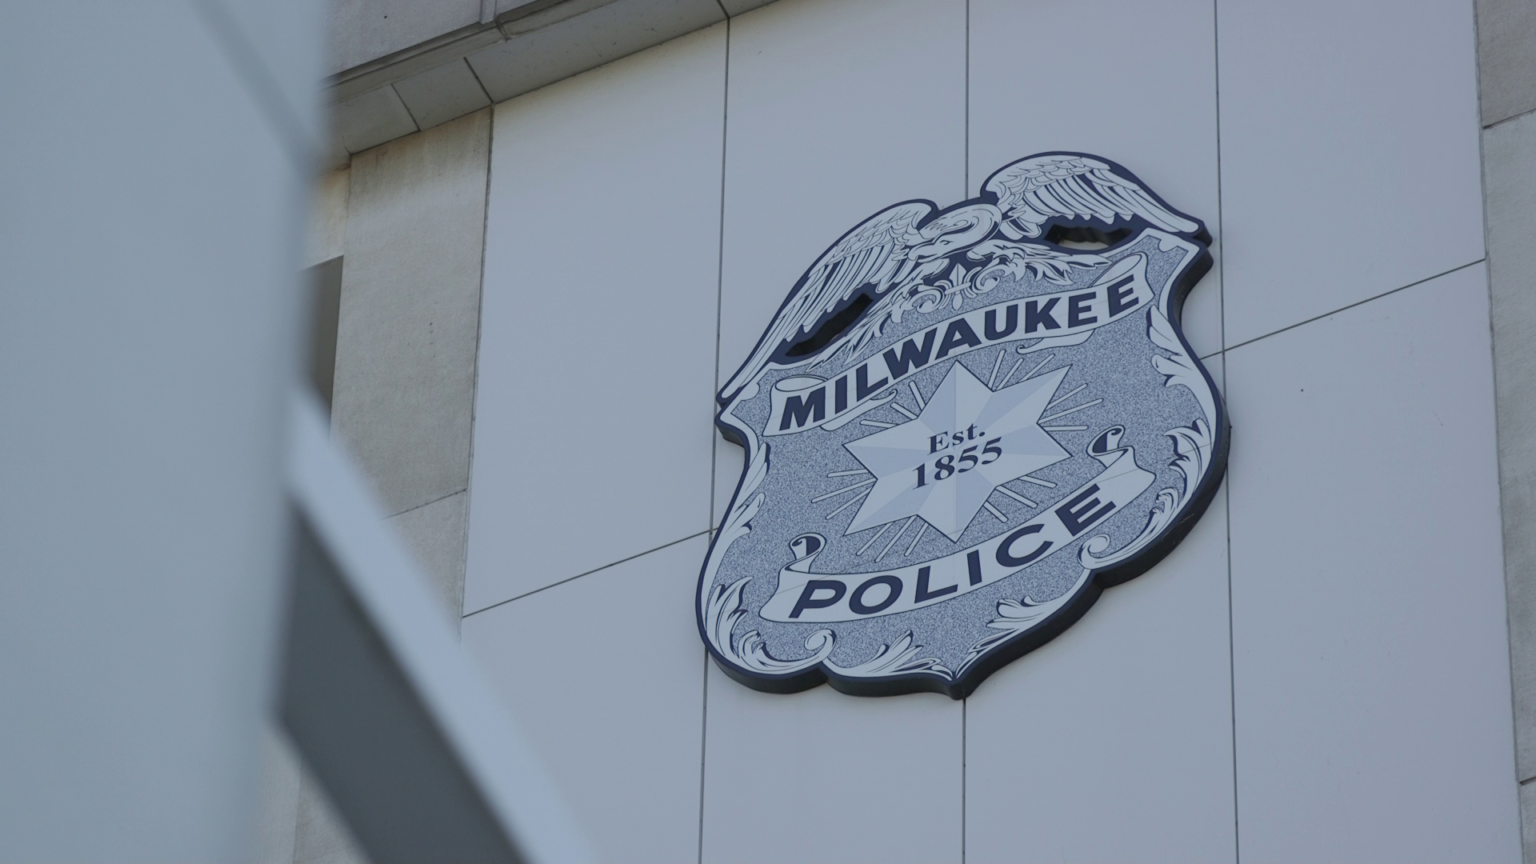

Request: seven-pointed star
left=843, top=362, right=1071, bottom=541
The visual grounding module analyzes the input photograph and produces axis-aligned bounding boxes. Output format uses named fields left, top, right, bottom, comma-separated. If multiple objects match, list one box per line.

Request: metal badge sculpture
left=698, top=153, right=1227, bottom=698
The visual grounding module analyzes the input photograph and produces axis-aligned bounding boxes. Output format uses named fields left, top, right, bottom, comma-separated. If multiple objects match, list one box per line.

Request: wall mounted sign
left=698, top=153, right=1227, bottom=698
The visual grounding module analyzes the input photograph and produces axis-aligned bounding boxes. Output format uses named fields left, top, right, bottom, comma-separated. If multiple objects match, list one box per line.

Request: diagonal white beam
left=283, top=393, right=593, bottom=864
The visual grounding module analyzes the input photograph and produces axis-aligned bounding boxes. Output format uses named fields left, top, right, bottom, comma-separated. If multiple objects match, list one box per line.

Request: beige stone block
left=392, top=60, right=491, bottom=132
left=306, top=168, right=350, bottom=269
left=1478, top=0, right=1536, bottom=126
left=1523, top=781, right=1536, bottom=864
left=332, top=110, right=490, bottom=517
left=1486, top=111, right=1536, bottom=782
left=255, top=727, right=300, bottom=864
left=333, top=87, right=419, bottom=156
left=328, top=0, right=482, bottom=75
left=293, top=770, right=369, bottom=864
left=385, top=491, right=468, bottom=624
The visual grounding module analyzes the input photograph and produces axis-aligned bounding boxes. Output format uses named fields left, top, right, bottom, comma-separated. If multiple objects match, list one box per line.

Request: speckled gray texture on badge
left=698, top=154, right=1225, bottom=697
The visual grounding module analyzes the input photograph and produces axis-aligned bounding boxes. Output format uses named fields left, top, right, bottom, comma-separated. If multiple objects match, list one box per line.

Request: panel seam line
left=700, top=17, right=731, bottom=864
left=384, top=487, right=467, bottom=520
left=1213, top=1, right=1239, bottom=859
left=1484, top=104, right=1536, bottom=132
left=1224, top=259, right=1484, bottom=354
left=461, top=529, right=712, bottom=618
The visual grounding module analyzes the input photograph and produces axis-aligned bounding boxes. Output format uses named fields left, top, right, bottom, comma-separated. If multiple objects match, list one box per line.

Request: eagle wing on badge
left=984, top=154, right=1201, bottom=240
left=723, top=201, right=934, bottom=398
left=722, top=155, right=1208, bottom=403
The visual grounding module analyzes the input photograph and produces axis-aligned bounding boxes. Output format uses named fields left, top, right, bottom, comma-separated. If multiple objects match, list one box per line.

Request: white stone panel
left=702, top=2, right=965, bottom=861
left=463, top=537, right=709, bottom=864
left=465, top=25, right=725, bottom=611
left=1216, top=0, right=1484, bottom=347
left=710, top=0, right=968, bottom=524
left=700, top=666, right=963, bottom=864
left=968, top=0, right=1223, bottom=360
left=961, top=8, right=1235, bottom=860
left=965, top=380, right=1234, bottom=864
left=1226, top=264, right=1520, bottom=862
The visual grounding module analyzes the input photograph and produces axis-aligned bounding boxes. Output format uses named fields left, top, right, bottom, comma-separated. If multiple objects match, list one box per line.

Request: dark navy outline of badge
left=697, top=152, right=1229, bottom=699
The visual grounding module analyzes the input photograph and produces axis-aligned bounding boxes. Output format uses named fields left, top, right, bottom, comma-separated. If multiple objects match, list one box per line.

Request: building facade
left=263, top=0, right=1536, bottom=860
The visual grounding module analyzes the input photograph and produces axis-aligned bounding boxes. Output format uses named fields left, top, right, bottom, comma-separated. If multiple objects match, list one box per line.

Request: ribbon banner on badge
left=760, top=444, right=1154, bottom=623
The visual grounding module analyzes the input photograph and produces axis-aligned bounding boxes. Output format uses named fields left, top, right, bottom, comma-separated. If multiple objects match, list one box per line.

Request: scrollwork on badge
left=696, top=153, right=1229, bottom=698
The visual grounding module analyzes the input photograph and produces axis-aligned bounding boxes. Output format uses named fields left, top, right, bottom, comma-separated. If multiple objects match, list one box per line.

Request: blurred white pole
left=284, top=394, right=594, bottom=864
left=0, top=1, right=319, bottom=859
left=0, top=3, right=589, bottom=860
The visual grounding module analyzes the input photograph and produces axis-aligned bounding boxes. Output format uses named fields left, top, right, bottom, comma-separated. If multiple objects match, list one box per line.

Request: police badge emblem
left=698, top=153, right=1227, bottom=698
